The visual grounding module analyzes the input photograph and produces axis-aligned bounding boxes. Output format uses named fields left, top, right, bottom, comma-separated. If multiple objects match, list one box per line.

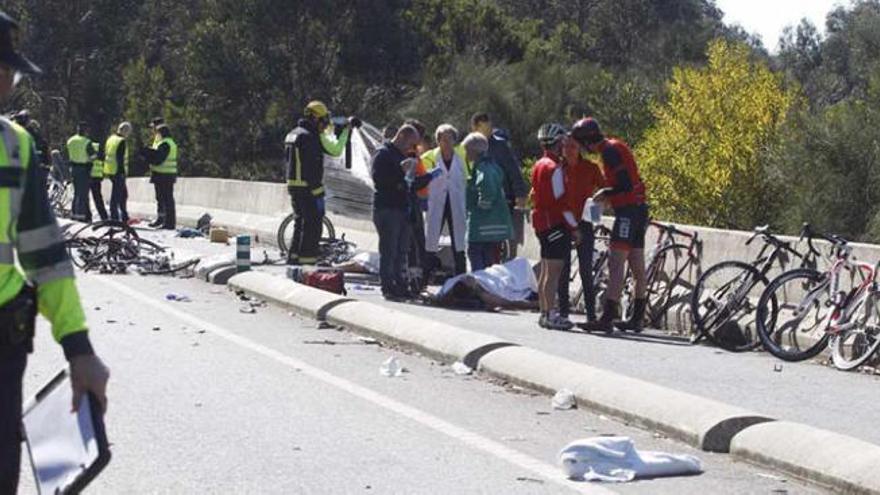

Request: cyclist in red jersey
left=530, top=123, right=579, bottom=331
left=559, top=132, right=605, bottom=324
left=571, top=118, right=649, bottom=333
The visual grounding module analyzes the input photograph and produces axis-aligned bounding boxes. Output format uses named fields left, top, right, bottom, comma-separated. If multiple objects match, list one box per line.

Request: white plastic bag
left=551, top=389, right=576, bottom=410
left=582, top=198, right=603, bottom=224
left=380, top=357, right=404, bottom=377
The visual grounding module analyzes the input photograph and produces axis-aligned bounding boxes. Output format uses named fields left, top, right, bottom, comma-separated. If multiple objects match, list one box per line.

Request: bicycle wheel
left=644, top=244, right=698, bottom=328
left=691, top=261, right=771, bottom=352
left=830, top=290, right=880, bottom=370
left=756, top=268, right=831, bottom=362
left=277, top=214, right=336, bottom=255
left=576, top=248, right=608, bottom=314
left=620, top=244, right=695, bottom=328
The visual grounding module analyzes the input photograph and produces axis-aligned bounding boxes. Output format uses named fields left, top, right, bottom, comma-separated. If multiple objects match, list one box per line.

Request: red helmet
left=570, top=117, right=603, bottom=145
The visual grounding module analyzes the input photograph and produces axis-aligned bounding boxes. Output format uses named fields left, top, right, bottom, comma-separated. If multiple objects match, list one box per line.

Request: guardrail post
left=236, top=235, right=251, bottom=273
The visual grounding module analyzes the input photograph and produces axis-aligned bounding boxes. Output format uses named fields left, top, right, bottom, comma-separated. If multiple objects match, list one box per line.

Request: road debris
left=152, top=326, right=161, bottom=332
left=515, top=477, right=544, bottom=484
left=166, top=293, right=192, bottom=302
left=756, top=472, right=787, bottom=483
left=451, top=361, right=473, bottom=376
left=239, top=305, right=256, bottom=314
left=380, top=357, right=405, bottom=377
left=559, top=436, right=702, bottom=482
left=773, top=363, right=783, bottom=373
left=552, top=388, right=577, bottom=410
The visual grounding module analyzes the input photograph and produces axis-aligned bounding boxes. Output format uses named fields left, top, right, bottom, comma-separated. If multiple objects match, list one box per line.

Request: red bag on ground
left=302, top=269, right=346, bottom=295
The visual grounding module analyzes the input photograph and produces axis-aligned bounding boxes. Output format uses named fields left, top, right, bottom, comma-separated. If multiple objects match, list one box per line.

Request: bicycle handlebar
left=650, top=220, right=696, bottom=239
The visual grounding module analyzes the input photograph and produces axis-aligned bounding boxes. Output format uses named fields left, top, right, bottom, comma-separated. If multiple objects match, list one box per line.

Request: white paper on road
left=438, top=257, right=538, bottom=303
left=559, top=436, right=702, bottom=482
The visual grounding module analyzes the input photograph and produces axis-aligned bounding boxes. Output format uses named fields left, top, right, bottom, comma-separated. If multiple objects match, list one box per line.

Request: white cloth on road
left=559, top=436, right=702, bottom=482
left=437, top=257, right=537, bottom=303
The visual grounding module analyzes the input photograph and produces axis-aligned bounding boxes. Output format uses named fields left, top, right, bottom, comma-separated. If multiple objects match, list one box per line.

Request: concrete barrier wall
left=115, top=176, right=880, bottom=336
left=118, top=176, right=880, bottom=270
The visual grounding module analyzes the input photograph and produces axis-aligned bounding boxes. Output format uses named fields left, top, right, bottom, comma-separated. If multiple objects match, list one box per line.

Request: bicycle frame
left=794, top=247, right=877, bottom=335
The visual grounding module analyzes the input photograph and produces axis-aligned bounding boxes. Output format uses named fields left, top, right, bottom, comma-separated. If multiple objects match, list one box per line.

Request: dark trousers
left=407, top=208, right=425, bottom=276
left=289, top=191, right=322, bottom=263
left=374, top=207, right=409, bottom=295
left=467, top=242, right=500, bottom=272
left=152, top=175, right=176, bottom=229
left=70, top=164, right=91, bottom=222
left=559, top=222, right=596, bottom=319
left=508, top=204, right=524, bottom=260
left=0, top=344, right=27, bottom=494
left=90, top=178, right=108, bottom=222
left=109, top=174, right=129, bottom=222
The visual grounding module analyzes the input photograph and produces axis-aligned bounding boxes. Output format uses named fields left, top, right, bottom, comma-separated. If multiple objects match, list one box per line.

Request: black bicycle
left=571, top=224, right=613, bottom=314
left=276, top=213, right=337, bottom=256
left=628, top=221, right=702, bottom=329
left=690, top=225, right=820, bottom=352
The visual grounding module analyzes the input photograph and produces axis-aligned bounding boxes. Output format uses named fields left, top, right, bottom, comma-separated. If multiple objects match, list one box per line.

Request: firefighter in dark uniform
left=283, top=100, right=360, bottom=264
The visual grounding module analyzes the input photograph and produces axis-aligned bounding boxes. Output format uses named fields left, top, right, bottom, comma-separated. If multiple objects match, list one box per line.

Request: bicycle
left=276, top=213, right=337, bottom=256
left=755, top=224, right=880, bottom=368
left=64, top=220, right=187, bottom=275
left=619, top=221, right=703, bottom=329
left=571, top=224, right=613, bottom=314
left=690, top=225, right=820, bottom=352
left=47, top=159, right=72, bottom=219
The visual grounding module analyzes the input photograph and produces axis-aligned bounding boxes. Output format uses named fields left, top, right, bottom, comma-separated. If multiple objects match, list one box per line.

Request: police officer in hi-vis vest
left=141, top=122, right=178, bottom=229
left=65, top=121, right=97, bottom=222
left=0, top=10, right=109, bottom=493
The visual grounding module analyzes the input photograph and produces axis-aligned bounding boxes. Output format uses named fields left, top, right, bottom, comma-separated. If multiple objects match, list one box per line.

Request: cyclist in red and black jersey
left=571, top=118, right=649, bottom=333
left=530, top=123, right=578, bottom=331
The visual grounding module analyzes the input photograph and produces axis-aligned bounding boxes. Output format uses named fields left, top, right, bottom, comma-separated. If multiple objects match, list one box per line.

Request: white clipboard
left=22, top=369, right=111, bottom=495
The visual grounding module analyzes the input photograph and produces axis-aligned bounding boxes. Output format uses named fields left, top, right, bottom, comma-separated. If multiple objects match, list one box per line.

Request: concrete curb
left=477, top=345, right=772, bottom=452
left=731, top=421, right=880, bottom=494
left=228, top=271, right=353, bottom=320
left=325, top=300, right=518, bottom=364
left=226, top=272, right=769, bottom=451
left=219, top=269, right=880, bottom=493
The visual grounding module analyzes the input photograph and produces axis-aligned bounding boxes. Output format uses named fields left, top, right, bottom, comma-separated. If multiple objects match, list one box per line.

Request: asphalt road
left=15, top=266, right=816, bottom=493
left=160, top=230, right=880, bottom=449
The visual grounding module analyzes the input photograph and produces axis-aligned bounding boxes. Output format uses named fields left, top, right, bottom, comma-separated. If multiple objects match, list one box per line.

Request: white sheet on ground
left=352, top=251, right=380, bottom=274
left=437, top=257, right=537, bottom=302
left=559, top=436, right=702, bottom=482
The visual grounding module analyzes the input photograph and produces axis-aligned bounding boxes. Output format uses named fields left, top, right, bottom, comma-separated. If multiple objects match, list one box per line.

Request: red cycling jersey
left=530, top=150, right=577, bottom=234
left=597, top=138, right=646, bottom=209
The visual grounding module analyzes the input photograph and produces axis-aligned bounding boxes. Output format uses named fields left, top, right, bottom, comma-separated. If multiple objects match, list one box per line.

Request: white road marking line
left=91, top=274, right=615, bottom=494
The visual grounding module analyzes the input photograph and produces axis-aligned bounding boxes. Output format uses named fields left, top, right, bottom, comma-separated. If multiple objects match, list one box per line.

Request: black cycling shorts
left=611, top=204, right=649, bottom=250
left=537, top=225, right=571, bottom=260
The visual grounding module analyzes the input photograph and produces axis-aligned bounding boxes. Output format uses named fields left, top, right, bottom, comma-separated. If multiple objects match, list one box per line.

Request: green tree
left=769, top=69, right=880, bottom=241
left=638, top=40, right=796, bottom=228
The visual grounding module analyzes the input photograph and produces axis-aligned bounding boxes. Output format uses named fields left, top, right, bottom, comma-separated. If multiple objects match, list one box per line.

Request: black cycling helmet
left=537, top=123, right=566, bottom=147
left=570, top=117, right=604, bottom=146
